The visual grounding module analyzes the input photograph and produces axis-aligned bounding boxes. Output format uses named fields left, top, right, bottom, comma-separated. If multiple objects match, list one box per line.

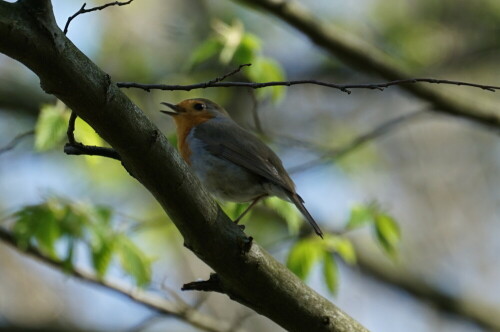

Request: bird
left=160, top=98, right=323, bottom=238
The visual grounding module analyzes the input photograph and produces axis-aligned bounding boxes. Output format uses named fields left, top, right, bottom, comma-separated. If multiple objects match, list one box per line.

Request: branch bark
left=233, top=0, right=500, bottom=132
left=0, top=1, right=367, bottom=331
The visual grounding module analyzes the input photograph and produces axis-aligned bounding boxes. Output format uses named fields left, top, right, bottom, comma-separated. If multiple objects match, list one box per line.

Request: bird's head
left=160, top=98, right=229, bottom=128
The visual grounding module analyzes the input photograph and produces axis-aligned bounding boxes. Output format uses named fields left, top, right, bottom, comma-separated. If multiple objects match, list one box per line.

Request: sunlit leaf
left=264, top=196, right=302, bottom=235
left=247, top=57, right=286, bottom=102
left=323, top=253, right=338, bottom=294
left=374, top=213, right=401, bottom=258
left=233, top=33, right=261, bottom=64
left=12, top=204, right=61, bottom=258
left=186, top=37, right=223, bottom=68
left=286, top=238, right=323, bottom=280
left=91, top=235, right=116, bottom=278
left=116, top=235, right=151, bottom=287
left=346, top=204, right=374, bottom=230
left=212, top=19, right=244, bottom=64
left=34, top=103, right=70, bottom=151
left=335, top=238, right=357, bottom=265
left=322, top=234, right=356, bottom=265
left=223, top=202, right=248, bottom=220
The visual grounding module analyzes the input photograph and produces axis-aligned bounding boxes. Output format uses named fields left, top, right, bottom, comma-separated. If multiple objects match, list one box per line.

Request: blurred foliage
left=347, top=203, right=401, bottom=259
left=34, top=102, right=70, bottom=152
left=287, top=234, right=356, bottom=294
left=187, top=19, right=286, bottom=102
left=371, top=0, right=500, bottom=71
left=287, top=203, right=400, bottom=293
left=34, top=101, right=106, bottom=165
left=11, top=197, right=151, bottom=287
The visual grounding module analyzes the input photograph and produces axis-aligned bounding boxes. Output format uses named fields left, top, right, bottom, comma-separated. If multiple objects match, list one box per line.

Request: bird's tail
left=288, top=193, right=324, bottom=238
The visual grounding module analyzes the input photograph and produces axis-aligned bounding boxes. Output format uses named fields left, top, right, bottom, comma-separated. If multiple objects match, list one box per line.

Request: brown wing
left=194, top=119, right=295, bottom=193
left=195, top=118, right=324, bottom=238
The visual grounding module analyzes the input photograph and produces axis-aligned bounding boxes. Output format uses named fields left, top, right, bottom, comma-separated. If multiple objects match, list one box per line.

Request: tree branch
left=117, top=76, right=500, bottom=95
left=64, top=110, right=121, bottom=160
left=0, top=227, right=240, bottom=332
left=0, top=2, right=367, bottom=331
left=63, top=0, right=134, bottom=35
left=233, top=0, right=500, bottom=132
left=0, top=130, right=34, bottom=155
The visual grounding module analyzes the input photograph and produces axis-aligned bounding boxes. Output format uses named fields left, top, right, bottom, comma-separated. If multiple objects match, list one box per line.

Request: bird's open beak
left=160, top=102, right=183, bottom=116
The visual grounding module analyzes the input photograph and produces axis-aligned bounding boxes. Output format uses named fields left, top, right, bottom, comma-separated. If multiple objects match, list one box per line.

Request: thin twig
left=64, top=142, right=121, bottom=160
left=0, top=227, right=239, bottom=332
left=208, top=63, right=251, bottom=84
left=63, top=0, right=134, bottom=160
left=117, top=77, right=500, bottom=94
left=64, top=0, right=134, bottom=35
left=66, top=111, right=77, bottom=144
left=289, top=109, right=427, bottom=174
left=0, top=130, right=34, bottom=155
left=64, top=110, right=121, bottom=160
left=124, top=64, right=251, bottom=93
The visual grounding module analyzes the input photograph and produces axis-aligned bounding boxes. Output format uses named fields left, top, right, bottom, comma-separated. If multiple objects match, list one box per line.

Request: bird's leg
left=233, top=194, right=267, bottom=224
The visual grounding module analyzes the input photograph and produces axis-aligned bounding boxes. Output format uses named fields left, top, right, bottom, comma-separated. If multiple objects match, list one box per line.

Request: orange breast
left=174, top=113, right=213, bottom=164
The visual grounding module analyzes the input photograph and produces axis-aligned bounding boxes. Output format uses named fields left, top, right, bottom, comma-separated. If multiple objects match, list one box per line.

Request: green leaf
left=223, top=202, right=248, bottom=220
left=335, top=238, right=357, bottom=265
left=346, top=204, right=374, bottom=230
left=186, top=37, right=223, bottom=68
left=322, top=234, right=356, bottom=265
left=323, top=253, right=338, bottom=294
left=34, top=103, right=70, bottom=151
left=212, top=19, right=244, bottom=64
left=12, top=204, right=61, bottom=258
left=374, top=213, right=401, bottom=258
left=232, top=33, right=261, bottom=64
left=116, top=235, right=151, bottom=287
left=91, top=235, right=116, bottom=278
left=247, top=57, right=286, bottom=102
left=264, top=196, right=302, bottom=235
left=286, top=238, right=323, bottom=280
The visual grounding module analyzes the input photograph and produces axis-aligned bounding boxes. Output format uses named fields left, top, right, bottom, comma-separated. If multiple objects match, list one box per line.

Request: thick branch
left=0, top=227, right=238, bottom=332
left=0, top=2, right=366, bottom=331
left=234, top=0, right=500, bottom=131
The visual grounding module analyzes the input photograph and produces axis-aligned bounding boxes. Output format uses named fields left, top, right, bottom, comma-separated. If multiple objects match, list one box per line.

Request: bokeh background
left=1, top=0, right=499, bottom=331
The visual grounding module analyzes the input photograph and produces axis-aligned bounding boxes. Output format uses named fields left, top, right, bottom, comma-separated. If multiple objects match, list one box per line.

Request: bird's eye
left=193, top=103, right=205, bottom=111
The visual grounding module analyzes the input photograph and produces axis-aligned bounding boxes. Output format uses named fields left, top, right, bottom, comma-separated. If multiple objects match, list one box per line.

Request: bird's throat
left=174, top=114, right=213, bottom=164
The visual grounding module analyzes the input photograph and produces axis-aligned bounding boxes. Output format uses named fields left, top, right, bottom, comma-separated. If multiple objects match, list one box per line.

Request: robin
left=160, top=98, right=323, bottom=238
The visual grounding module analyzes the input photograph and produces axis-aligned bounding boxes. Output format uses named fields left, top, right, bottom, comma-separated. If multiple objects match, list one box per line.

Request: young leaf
left=91, top=235, right=116, bottom=278
left=322, top=234, right=357, bottom=265
left=34, top=103, right=70, bottom=151
left=13, top=204, right=61, bottom=258
left=286, top=238, right=323, bottom=280
left=346, top=204, right=374, bottom=230
left=335, top=238, right=357, bottom=265
left=186, top=37, right=223, bottom=69
left=264, top=196, right=302, bottom=235
left=323, top=253, right=339, bottom=294
left=223, top=202, right=248, bottom=220
left=116, top=235, right=151, bottom=287
left=232, top=33, right=261, bottom=64
left=374, top=213, right=401, bottom=258
left=247, top=58, right=286, bottom=102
